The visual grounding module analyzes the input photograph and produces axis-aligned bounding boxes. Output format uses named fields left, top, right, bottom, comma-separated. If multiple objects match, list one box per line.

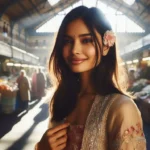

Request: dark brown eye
left=82, top=38, right=93, bottom=44
left=63, top=38, right=73, bottom=45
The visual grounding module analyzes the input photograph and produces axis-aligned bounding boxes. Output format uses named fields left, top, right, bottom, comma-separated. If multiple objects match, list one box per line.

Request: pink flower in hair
left=103, top=30, right=116, bottom=47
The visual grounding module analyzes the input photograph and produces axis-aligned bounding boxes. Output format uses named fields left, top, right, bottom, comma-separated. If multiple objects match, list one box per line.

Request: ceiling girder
left=18, top=1, right=31, bottom=19
left=28, top=0, right=42, bottom=15
left=0, top=0, right=22, bottom=19
left=24, top=0, right=79, bottom=30
left=14, top=0, right=47, bottom=22
left=1, top=0, right=150, bottom=32
left=101, top=0, right=150, bottom=32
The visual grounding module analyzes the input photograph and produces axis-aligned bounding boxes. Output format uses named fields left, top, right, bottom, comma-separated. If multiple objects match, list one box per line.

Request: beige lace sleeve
left=107, top=95, right=146, bottom=150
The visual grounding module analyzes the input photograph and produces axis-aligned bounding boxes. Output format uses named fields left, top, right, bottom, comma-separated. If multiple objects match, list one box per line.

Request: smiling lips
left=69, top=58, right=87, bottom=65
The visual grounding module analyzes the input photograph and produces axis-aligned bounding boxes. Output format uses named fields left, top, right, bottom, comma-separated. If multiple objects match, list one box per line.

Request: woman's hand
left=37, top=123, right=70, bottom=150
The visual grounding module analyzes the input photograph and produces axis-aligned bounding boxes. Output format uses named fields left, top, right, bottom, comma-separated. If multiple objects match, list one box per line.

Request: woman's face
left=62, top=19, right=103, bottom=73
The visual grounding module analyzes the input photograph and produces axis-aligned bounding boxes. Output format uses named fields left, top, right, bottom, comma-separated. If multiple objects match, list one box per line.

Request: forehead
left=65, top=19, right=102, bottom=41
left=65, top=19, right=90, bottom=36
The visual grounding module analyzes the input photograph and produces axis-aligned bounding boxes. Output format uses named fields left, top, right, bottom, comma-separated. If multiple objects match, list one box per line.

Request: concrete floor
left=0, top=91, right=150, bottom=150
left=0, top=90, right=52, bottom=150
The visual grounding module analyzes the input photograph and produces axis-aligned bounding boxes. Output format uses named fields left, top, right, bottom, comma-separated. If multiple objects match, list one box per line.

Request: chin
left=69, top=66, right=92, bottom=73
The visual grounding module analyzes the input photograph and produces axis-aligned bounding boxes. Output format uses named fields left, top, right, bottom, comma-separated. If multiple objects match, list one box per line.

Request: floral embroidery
left=122, top=123, right=144, bottom=140
left=64, top=94, right=146, bottom=150
left=103, top=30, right=116, bottom=47
left=113, top=122, right=146, bottom=150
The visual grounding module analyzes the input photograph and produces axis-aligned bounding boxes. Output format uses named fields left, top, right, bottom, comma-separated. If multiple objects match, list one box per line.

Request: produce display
left=0, top=84, right=17, bottom=97
left=0, top=76, right=18, bottom=114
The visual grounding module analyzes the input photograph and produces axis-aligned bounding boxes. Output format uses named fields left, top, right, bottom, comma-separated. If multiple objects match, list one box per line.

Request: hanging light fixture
left=123, top=0, right=135, bottom=5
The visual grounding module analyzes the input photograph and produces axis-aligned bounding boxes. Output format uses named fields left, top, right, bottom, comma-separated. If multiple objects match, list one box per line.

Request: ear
left=102, top=45, right=110, bottom=56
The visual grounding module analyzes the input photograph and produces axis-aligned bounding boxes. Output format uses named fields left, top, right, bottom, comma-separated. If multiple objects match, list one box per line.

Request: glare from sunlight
left=36, top=0, right=144, bottom=33
left=123, top=0, right=135, bottom=5
left=48, top=0, right=60, bottom=6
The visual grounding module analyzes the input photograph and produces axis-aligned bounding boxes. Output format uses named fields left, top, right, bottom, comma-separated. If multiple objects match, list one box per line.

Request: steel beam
left=0, top=0, right=22, bottom=19
left=28, top=0, right=41, bottom=15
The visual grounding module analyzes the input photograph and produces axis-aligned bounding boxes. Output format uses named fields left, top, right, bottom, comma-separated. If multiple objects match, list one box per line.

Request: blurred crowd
left=128, top=61, right=150, bottom=87
left=15, top=68, right=52, bottom=112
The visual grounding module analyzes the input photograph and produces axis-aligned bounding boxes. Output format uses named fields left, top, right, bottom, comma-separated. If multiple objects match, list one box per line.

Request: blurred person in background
left=16, top=69, right=31, bottom=112
left=36, top=68, right=46, bottom=100
left=46, top=72, right=52, bottom=88
left=138, top=61, right=150, bottom=80
left=128, top=69, right=136, bottom=87
left=31, top=69, right=38, bottom=99
left=134, top=61, right=150, bottom=85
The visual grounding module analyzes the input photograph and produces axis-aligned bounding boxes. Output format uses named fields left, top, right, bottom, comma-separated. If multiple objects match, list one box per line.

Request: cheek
left=86, top=46, right=96, bottom=57
left=87, top=47, right=99, bottom=62
left=87, top=47, right=101, bottom=65
left=62, top=47, right=69, bottom=59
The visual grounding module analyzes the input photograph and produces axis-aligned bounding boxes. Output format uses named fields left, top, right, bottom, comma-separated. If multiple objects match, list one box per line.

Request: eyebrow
left=79, top=33, right=92, bottom=37
left=64, top=33, right=92, bottom=38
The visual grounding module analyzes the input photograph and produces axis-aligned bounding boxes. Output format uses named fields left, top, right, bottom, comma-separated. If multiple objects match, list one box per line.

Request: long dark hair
left=49, top=6, right=129, bottom=122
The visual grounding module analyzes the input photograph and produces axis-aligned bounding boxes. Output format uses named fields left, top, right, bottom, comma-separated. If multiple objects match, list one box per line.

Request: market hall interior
left=0, top=0, right=150, bottom=150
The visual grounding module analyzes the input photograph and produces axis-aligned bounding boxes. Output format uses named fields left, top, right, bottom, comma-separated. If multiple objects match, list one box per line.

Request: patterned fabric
left=47, top=93, right=146, bottom=150
left=81, top=94, right=146, bottom=150
left=81, top=95, right=112, bottom=150
left=65, top=125, right=84, bottom=150
left=112, top=123, right=145, bottom=150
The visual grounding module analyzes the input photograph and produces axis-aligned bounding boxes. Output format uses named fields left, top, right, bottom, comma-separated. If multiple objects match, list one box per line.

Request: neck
left=79, top=71, right=95, bottom=96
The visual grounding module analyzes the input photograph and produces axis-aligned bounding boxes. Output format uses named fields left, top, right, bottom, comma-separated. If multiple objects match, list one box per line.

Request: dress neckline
left=70, top=124, right=84, bottom=127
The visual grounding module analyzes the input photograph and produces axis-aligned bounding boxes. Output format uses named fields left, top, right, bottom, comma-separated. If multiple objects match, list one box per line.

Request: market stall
left=0, top=77, right=18, bottom=114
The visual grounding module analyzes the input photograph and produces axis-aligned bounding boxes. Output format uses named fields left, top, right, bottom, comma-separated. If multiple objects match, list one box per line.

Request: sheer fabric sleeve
left=108, top=96, right=146, bottom=150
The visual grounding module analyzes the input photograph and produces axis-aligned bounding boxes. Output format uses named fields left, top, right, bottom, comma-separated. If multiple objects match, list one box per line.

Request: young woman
left=35, top=6, right=146, bottom=150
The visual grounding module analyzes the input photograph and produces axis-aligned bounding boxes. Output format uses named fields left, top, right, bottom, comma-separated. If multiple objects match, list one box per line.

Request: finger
left=57, top=143, right=67, bottom=150
left=50, top=135, right=67, bottom=149
left=56, top=135, right=67, bottom=146
left=49, top=129, right=67, bottom=143
left=47, top=123, right=70, bottom=136
left=55, top=129, right=67, bottom=139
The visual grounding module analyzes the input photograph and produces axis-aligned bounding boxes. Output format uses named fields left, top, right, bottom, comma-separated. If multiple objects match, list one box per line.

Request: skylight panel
left=107, top=7, right=116, bottom=15
left=48, top=0, right=60, bottom=6
left=72, top=1, right=82, bottom=8
left=126, top=18, right=144, bottom=33
left=82, top=0, right=97, bottom=7
left=116, top=11, right=123, bottom=15
left=116, top=15, right=126, bottom=32
left=58, top=10, right=65, bottom=15
left=37, top=1, right=145, bottom=33
left=105, top=14, right=117, bottom=31
left=97, top=2, right=107, bottom=14
left=64, top=6, right=73, bottom=14
left=123, top=0, right=135, bottom=5
left=37, top=15, right=65, bottom=32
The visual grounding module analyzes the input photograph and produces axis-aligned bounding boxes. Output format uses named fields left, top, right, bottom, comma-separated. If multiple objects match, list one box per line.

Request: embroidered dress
left=81, top=94, right=146, bottom=150
left=36, top=93, right=146, bottom=150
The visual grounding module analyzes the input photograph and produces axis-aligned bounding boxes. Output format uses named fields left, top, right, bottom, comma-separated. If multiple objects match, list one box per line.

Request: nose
left=71, top=40, right=81, bottom=54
